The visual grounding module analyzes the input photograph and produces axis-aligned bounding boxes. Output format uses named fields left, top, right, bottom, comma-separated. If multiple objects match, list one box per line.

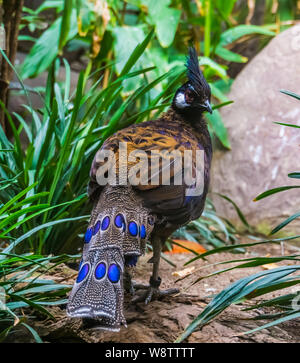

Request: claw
left=132, top=286, right=180, bottom=304
left=145, top=289, right=154, bottom=305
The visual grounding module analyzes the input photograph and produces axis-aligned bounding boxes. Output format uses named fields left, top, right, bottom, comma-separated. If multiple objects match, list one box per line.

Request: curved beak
left=203, top=100, right=213, bottom=114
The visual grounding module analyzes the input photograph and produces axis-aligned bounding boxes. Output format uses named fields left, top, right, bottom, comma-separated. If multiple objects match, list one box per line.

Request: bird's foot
left=132, top=286, right=180, bottom=305
left=131, top=277, right=179, bottom=304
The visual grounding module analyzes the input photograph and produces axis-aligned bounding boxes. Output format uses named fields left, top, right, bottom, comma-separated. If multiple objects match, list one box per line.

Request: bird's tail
left=67, top=186, right=154, bottom=331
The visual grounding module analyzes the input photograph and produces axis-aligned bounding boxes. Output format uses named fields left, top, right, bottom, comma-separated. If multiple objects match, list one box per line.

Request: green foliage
left=21, top=7, right=77, bottom=79
left=2, top=30, right=185, bottom=254
left=2, top=18, right=245, bottom=256
left=176, top=264, right=300, bottom=342
left=265, top=0, right=300, bottom=29
left=0, top=20, right=243, bottom=340
left=145, top=0, right=181, bottom=48
left=2, top=0, right=299, bottom=342
left=0, top=251, right=75, bottom=342
left=175, top=90, right=300, bottom=342
left=19, top=0, right=280, bottom=149
left=0, top=179, right=78, bottom=341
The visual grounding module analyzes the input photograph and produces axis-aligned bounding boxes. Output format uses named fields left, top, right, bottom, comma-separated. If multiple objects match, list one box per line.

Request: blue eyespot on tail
left=95, top=262, right=106, bottom=280
left=77, top=263, right=89, bottom=283
left=84, top=228, right=93, bottom=243
left=101, top=216, right=110, bottom=231
left=115, top=214, right=125, bottom=229
left=128, top=221, right=138, bottom=236
left=108, top=264, right=120, bottom=283
left=140, top=225, right=146, bottom=239
left=93, top=220, right=101, bottom=235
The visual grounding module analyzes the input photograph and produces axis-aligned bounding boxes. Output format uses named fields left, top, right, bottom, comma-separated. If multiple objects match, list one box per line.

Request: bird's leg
left=124, top=268, right=135, bottom=295
left=124, top=266, right=149, bottom=295
left=132, top=236, right=179, bottom=304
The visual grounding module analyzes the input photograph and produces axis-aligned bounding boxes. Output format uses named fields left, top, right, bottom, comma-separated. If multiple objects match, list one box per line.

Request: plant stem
left=204, top=0, right=211, bottom=57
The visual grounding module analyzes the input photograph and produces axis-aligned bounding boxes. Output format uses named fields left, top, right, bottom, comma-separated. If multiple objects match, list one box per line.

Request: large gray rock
left=211, top=24, right=300, bottom=234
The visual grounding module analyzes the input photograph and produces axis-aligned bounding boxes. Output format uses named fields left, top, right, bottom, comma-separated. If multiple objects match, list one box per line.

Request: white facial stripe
left=175, top=92, right=189, bottom=109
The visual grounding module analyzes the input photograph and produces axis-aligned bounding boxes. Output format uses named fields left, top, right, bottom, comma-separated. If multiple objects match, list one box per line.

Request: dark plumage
left=67, top=48, right=213, bottom=331
left=186, top=47, right=211, bottom=99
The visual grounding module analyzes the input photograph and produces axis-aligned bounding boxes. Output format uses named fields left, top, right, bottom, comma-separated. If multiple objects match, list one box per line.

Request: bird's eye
left=185, top=89, right=194, bottom=104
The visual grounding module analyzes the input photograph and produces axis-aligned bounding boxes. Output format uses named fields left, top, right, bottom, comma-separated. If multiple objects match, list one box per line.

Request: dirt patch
left=8, top=242, right=300, bottom=343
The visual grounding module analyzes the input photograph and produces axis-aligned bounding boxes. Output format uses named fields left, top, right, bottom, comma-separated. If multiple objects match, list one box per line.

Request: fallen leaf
left=14, top=316, right=20, bottom=326
left=172, top=266, right=195, bottom=278
left=166, top=240, right=207, bottom=254
left=262, top=263, right=279, bottom=270
left=261, top=254, right=279, bottom=270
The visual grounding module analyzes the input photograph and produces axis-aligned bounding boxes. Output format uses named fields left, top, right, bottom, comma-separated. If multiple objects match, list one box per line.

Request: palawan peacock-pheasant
left=67, top=47, right=213, bottom=331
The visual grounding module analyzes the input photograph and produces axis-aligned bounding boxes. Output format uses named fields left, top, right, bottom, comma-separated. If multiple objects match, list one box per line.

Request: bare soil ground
left=8, top=242, right=300, bottom=343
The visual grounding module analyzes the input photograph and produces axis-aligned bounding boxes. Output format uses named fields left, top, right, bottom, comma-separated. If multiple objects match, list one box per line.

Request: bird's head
left=173, top=47, right=212, bottom=117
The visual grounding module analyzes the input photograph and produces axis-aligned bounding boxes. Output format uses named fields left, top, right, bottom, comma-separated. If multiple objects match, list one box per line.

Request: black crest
left=185, top=47, right=210, bottom=96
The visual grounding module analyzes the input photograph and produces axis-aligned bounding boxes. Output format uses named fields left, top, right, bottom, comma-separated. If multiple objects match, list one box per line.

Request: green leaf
left=200, top=57, right=228, bottom=79
left=0, top=215, right=89, bottom=259
left=175, top=265, right=300, bottom=342
left=274, top=122, right=300, bottom=129
left=112, top=26, right=148, bottom=75
left=243, top=293, right=298, bottom=311
left=254, top=186, right=300, bottom=201
left=47, top=72, right=84, bottom=207
left=212, top=101, right=234, bottom=110
left=242, top=311, right=300, bottom=336
left=18, top=35, right=36, bottom=43
left=215, top=45, right=248, bottom=63
left=205, top=109, right=231, bottom=149
left=0, top=204, right=50, bottom=230
left=215, top=0, right=237, bottom=16
left=271, top=211, right=300, bottom=235
left=210, top=83, right=230, bottom=103
left=288, top=172, right=300, bottom=179
left=21, top=323, right=43, bottom=343
left=203, top=1, right=211, bottom=56
left=220, top=25, right=275, bottom=47
left=9, top=192, right=49, bottom=211
left=13, top=113, right=32, bottom=143
left=9, top=294, right=55, bottom=319
left=0, top=101, right=23, bottom=171
left=0, top=49, right=32, bottom=109
left=184, top=234, right=300, bottom=265
left=280, top=89, right=300, bottom=101
left=151, top=7, right=181, bottom=48
left=15, top=284, right=71, bottom=296
left=21, top=10, right=77, bottom=79
left=217, top=193, right=250, bottom=229
left=58, top=0, right=73, bottom=53
left=0, top=183, right=37, bottom=216
left=34, top=0, right=64, bottom=14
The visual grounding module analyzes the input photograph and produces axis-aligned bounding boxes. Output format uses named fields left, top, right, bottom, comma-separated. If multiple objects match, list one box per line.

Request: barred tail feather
left=67, top=186, right=154, bottom=331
